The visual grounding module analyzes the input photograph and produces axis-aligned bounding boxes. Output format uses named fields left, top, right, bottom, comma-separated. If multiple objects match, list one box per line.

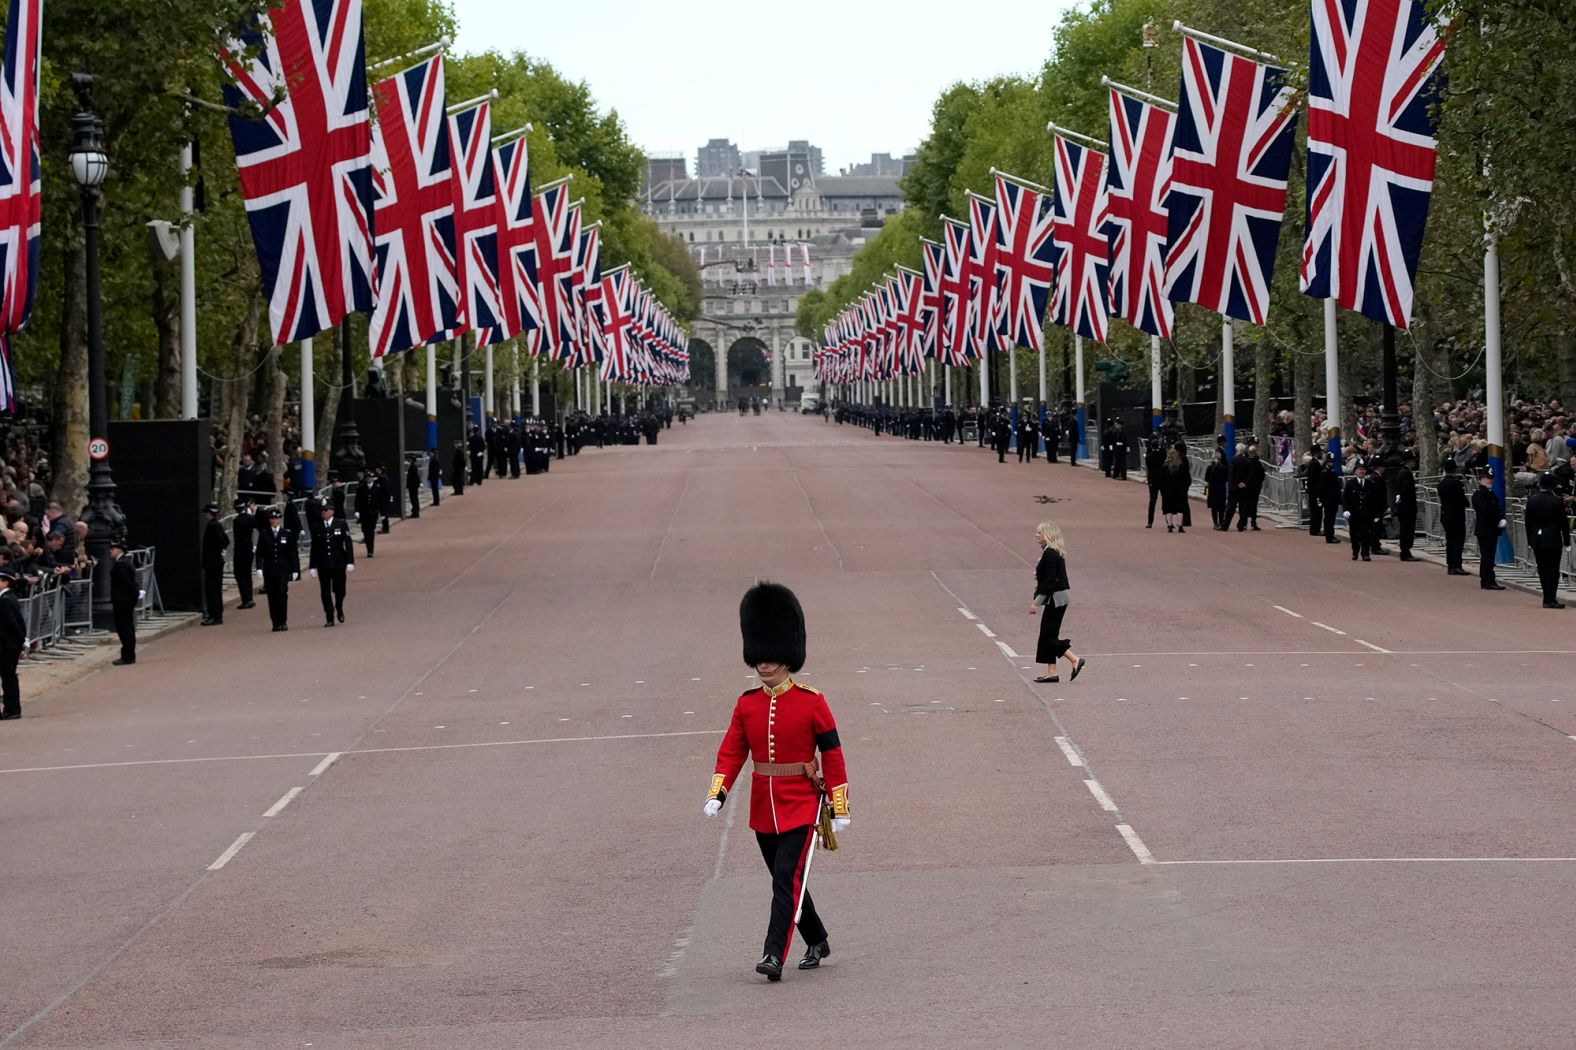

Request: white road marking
left=207, top=833, right=256, bottom=871
left=1310, top=622, right=1348, bottom=635
left=1156, top=856, right=1576, bottom=866
left=1355, top=639, right=1391, bottom=653
left=1116, top=824, right=1155, bottom=864
left=1053, top=737, right=1084, bottom=767
left=957, top=608, right=977, bottom=620
left=975, top=623, right=996, bottom=639
left=1272, top=605, right=1303, bottom=618
left=262, top=787, right=304, bottom=818
left=1084, top=779, right=1118, bottom=812
left=995, top=641, right=1022, bottom=659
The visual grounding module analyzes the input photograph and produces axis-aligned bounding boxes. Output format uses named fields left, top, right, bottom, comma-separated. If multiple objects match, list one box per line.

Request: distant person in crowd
left=1524, top=473, right=1569, bottom=608
left=1145, top=438, right=1167, bottom=528
left=1160, top=448, right=1193, bottom=533
left=308, top=498, right=355, bottom=627
left=1317, top=452, right=1343, bottom=544
left=1436, top=459, right=1469, bottom=575
left=405, top=455, right=422, bottom=518
left=1394, top=451, right=1420, bottom=561
left=451, top=440, right=467, bottom=497
left=1472, top=470, right=1506, bottom=590
left=1029, top=521, right=1086, bottom=685
left=232, top=496, right=258, bottom=608
left=108, top=539, right=141, bottom=665
left=200, top=502, right=228, bottom=626
left=0, top=570, right=25, bottom=719
left=1304, top=448, right=1328, bottom=538
left=1205, top=449, right=1229, bottom=528
left=427, top=447, right=443, bottom=507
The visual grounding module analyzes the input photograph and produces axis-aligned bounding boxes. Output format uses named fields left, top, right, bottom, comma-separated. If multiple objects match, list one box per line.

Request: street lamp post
left=69, top=74, right=126, bottom=622
left=330, top=315, right=365, bottom=480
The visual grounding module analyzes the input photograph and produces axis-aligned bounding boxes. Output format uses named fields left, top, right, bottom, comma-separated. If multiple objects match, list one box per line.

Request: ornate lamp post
left=330, top=315, right=366, bottom=480
left=69, top=74, right=126, bottom=620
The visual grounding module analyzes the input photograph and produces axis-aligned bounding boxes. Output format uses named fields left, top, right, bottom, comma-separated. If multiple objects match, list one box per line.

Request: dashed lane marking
left=975, top=622, right=997, bottom=639
left=1084, top=779, right=1119, bottom=812
left=957, top=608, right=977, bottom=620
left=1355, top=639, right=1392, bottom=653
left=308, top=752, right=341, bottom=776
left=262, top=787, right=304, bottom=818
left=1310, top=622, right=1348, bottom=636
left=1116, top=824, right=1155, bottom=865
left=1053, top=737, right=1084, bottom=767
left=995, top=641, right=1022, bottom=659
left=206, top=833, right=255, bottom=871
left=1272, top=605, right=1303, bottom=618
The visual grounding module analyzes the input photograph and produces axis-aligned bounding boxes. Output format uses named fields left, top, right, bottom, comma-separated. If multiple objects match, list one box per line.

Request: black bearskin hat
left=740, top=582, right=806, bottom=673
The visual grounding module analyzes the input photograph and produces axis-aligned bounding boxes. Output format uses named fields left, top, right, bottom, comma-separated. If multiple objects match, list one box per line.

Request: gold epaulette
left=794, top=682, right=823, bottom=695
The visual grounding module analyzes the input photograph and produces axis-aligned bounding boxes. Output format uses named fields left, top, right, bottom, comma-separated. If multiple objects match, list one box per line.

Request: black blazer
left=0, top=590, right=25, bottom=650
left=1470, top=485, right=1504, bottom=539
left=232, top=511, right=256, bottom=567
left=1034, top=547, right=1070, bottom=601
left=1437, top=476, right=1467, bottom=525
left=309, top=518, right=356, bottom=574
left=202, top=518, right=230, bottom=569
left=256, top=525, right=301, bottom=580
left=109, top=556, right=139, bottom=608
left=1524, top=491, right=1570, bottom=550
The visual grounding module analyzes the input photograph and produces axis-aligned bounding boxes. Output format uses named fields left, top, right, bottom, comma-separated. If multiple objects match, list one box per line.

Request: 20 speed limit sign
left=88, top=437, right=110, bottom=461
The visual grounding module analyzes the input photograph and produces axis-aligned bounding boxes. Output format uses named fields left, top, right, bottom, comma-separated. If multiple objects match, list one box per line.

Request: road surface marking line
left=1272, top=605, right=1303, bottom=618
left=1310, top=622, right=1348, bottom=636
left=309, top=753, right=341, bottom=776
left=1355, top=639, right=1391, bottom=653
left=207, top=833, right=255, bottom=871
left=1084, top=779, right=1118, bottom=812
left=1155, top=856, right=1576, bottom=865
left=995, top=641, right=1022, bottom=659
left=957, top=608, right=977, bottom=620
left=1116, top=824, right=1155, bottom=864
left=262, top=787, right=304, bottom=818
left=975, top=623, right=996, bottom=639
left=1053, top=737, right=1084, bottom=767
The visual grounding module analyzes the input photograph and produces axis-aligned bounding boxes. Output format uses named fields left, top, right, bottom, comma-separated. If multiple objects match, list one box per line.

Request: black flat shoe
left=799, top=940, right=831, bottom=970
left=1070, top=657, right=1086, bottom=682
left=1033, top=675, right=1059, bottom=683
left=337, top=610, right=345, bottom=623
left=0, top=711, right=20, bottom=720
left=756, top=954, right=783, bottom=981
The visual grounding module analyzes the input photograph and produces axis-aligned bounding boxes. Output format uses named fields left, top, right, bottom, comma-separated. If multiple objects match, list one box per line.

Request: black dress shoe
left=1544, top=601, right=1566, bottom=609
left=1482, top=583, right=1506, bottom=590
left=325, top=620, right=335, bottom=628
left=200, top=618, right=217, bottom=626
left=337, top=610, right=345, bottom=623
left=1361, top=555, right=1371, bottom=561
left=755, top=954, right=783, bottom=981
left=799, top=940, right=831, bottom=970
left=1448, top=568, right=1470, bottom=576
left=238, top=602, right=256, bottom=609
left=1399, top=554, right=1420, bottom=562
left=1326, top=538, right=1341, bottom=544
left=0, top=711, right=20, bottom=720
left=112, top=658, right=135, bottom=666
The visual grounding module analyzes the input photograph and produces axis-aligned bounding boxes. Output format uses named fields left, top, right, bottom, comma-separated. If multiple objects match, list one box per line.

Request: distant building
left=643, top=155, right=687, bottom=196
left=844, top=151, right=916, bottom=177
left=696, top=137, right=741, bottom=177
left=786, top=139, right=824, bottom=177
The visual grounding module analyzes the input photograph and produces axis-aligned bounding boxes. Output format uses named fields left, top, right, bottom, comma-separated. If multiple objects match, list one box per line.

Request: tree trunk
left=1294, top=342, right=1314, bottom=458
left=1252, top=339, right=1273, bottom=447
left=215, top=291, right=263, bottom=516
left=1412, top=307, right=1441, bottom=479
left=265, top=346, right=287, bottom=493
left=50, top=245, right=89, bottom=515
left=1556, top=330, right=1576, bottom=406
left=148, top=232, right=182, bottom=419
left=316, top=327, right=339, bottom=475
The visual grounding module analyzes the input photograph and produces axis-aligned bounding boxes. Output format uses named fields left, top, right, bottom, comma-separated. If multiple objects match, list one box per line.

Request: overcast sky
left=451, top=0, right=1076, bottom=173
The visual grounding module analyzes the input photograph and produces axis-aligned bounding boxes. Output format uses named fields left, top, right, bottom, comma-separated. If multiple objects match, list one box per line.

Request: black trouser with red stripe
left=756, top=825, right=827, bottom=960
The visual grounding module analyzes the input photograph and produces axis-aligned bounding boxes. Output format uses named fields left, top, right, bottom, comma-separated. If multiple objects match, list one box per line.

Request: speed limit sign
left=88, top=437, right=110, bottom=461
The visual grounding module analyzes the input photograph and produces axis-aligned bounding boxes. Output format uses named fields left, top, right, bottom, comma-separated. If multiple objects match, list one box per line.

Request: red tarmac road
left=4, top=411, right=1575, bottom=1047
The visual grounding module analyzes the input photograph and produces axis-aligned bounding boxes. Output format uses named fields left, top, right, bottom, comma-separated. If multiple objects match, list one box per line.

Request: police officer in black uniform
left=427, top=447, right=443, bottom=506
left=1525, top=473, right=1570, bottom=608
left=405, top=454, right=422, bottom=519
left=1393, top=451, right=1420, bottom=561
left=1471, top=470, right=1506, bottom=590
left=200, top=502, right=228, bottom=626
left=355, top=468, right=380, bottom=557
left=1437, top=459, right=1469, bottom=574
left=108, top=538, right=140, bottom=665
left=256, top=506, right=301, bottom=631
left=309, top=498, right=355, bottom=626
left=232, top=496, right=258, bottom=608
left=451, top=439, right=467, bottom=496
left=0, top=570, right=26, bottom=719
left=1343, top=460, right=1377, bottom=560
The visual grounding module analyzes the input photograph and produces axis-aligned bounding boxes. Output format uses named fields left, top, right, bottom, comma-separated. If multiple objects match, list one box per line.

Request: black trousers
left=408, top=486, right=421, bottom=518
left=1324, top=504, right=1338, bottom=542
left=756, top=826, right=827, bottom=960
left=361, top=519, right=376, bottom=557
left=113, top=602, right=136, bottom=663
left=0, top=646, right=19, bottom=717
left=1478, top=535, right=1497, bottom=586
left=203, top=566, right=224, bottom=621
left=430, top=480, right=441, bottom=506
left=1351, top=515, right=1374, bottom=558
left=1308, top=497, right=1323, bottom=536
left=1147, top=484, right=1161, bottom=526
left=1534, top=546, right=1562, bottom=602
left=233, top=559, right=254, bottom=605
left=265, top=575, right=290, bottom=627
left=1397, top=510, right=1416, bottom=556
left=319, top=571, right=346, bottom=621
left=1443, top=524, right=1465, bottom=570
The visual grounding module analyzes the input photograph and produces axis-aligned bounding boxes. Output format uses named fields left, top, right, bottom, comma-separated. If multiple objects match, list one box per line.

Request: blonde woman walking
left=1029, top=521, right=1086, bottom=684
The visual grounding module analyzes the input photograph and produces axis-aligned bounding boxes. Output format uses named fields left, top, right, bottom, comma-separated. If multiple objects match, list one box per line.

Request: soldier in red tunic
left=703, top=582, right=851, bottom=981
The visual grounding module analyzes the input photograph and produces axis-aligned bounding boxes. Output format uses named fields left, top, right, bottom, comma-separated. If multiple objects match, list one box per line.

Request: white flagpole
left=484, top=343, right=495, bottom=425
left=511, top=343, right=521, bottom=419
left=531, top=355, right=540, bottom=417
left=944, top=363, right=952, bottom=407
left=1150, top=333, right=1163, bottom=435
left=179, top=142, right=198, bottom=419
left=1323, top=297, right=1342, bottom=472
left=425, top=342, right=438, bottom=451
left=1074, top=335, right=1087, bottom=458
left=1222, top=317, right=1236, bottom=459
left=300, top=338, right=316, bottom=490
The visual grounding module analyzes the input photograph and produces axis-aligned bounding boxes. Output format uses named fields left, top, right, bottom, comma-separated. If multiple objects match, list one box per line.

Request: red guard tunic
left=708, top=680, right=850, bottom=833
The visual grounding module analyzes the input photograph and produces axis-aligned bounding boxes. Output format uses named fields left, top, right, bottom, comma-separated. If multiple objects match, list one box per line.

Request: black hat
left=0, top=570, right=16, bottom=584
left=233, top=496, right=251, bottom=511
left=740, top=582, right=806, bottom=674
left=265, top=505, right=283, bottom=519
left=1540, top=471, right=1559, bottom=490
left=203, top=502, right=220, bottom=514
left=318, top=497, right=334, bottom=511
left=1353, top=458, right=1368, bottom=470
left=108, top=536, right=127, bottom=551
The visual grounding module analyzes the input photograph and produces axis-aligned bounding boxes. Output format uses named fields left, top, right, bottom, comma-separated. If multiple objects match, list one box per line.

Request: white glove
left=291, top=573, right=300, bottom=582
left=1343, top=510, right=1351, bottom=519
left=1499, top=519, right=1507, bottom=529
left=255, top=568, right=263, bottom=576
left=309, top=569, right=318, bottom=579
left=138, top=590, right=145, bottom=601
left=346, top=564, right=354, bottom=573
left=831, top=817, right=851, bottom=834
left=702, top=798, right=722, bottom=818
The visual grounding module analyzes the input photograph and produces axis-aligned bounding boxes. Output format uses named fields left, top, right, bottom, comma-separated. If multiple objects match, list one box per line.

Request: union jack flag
left=893, top=269, right=927, bottom=373
left=993, top=171, right=1055, bottom=351
left=938, top=219, right=973, bottom=366
left=568, top=222, right=603, bottom=368
left=1301, top=0, right=1448, bottom=329
left=919, top=239, right=945, bottom=363
left=221, top=0, right=375, bottom=346
left=966, top=193, right=1005, bottom=356
left=598, top=263, right=633, bottom=381
left=448, top=101, right=505, bottom=343
left=526, top=176, right=577, bottom=359
left=1103, top=90, right=1176, bottom=339
left=367, top=56, right=458, bottom=359
left=1049, top=135, right=1112, bottom=343
left=490, top=133, right=537, bottom=343
left=1163, top=35, right=1298, bottom=325
left=0, top=0, right=41, bottom=411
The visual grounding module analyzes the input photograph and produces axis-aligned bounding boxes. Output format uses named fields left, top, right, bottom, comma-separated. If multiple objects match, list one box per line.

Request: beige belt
left=753, top=761, right=816, bottom=778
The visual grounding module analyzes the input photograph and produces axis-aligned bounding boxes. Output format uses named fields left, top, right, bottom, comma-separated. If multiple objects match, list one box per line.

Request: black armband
left=815, top=728, right=841, bottom=753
